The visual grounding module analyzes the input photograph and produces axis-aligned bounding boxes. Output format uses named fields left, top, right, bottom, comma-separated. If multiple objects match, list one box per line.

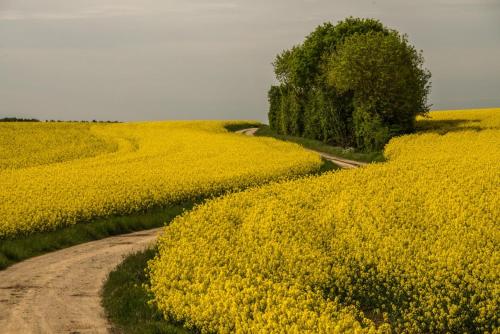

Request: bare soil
left=0, top=228, right=161, bottom=334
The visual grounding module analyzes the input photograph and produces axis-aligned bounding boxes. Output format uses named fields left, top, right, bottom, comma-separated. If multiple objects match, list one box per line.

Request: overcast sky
left=1, top=0, right=499, bottom=121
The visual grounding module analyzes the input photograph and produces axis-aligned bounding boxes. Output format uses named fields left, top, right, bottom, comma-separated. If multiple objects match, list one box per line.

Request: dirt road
left=0, top=129, right=363, bottom=334
left=0, top=228, right=161, bottom=334
left=237, top=127, right=366, bottom=169
left=235, top=127, right=259, bottom=136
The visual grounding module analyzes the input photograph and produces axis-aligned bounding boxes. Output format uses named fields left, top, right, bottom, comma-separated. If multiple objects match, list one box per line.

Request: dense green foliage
left=268, top=17, right=431, bottom=150
left=329, top=32, right=431, bottom=150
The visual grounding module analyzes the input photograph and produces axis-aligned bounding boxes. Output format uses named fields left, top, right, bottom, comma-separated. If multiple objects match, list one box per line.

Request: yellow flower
left=0, top=121, right=321, bottom=237
left=149, top=109, right=500, bottom=332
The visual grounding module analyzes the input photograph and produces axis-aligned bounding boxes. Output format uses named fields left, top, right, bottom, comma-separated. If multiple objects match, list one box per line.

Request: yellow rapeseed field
left=148, top=108, right=500, bottom=333
left=0, top=121, right=322, bottom=238
left=0, top=122, right=118, bottom=170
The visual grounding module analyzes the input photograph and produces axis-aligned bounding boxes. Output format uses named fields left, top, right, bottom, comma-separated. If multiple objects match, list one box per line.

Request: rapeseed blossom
left=0, top=121, right=321, bottom=237
left=148, top=109, right=500, bottom=333
left=0, top=122, right=117, bottom=170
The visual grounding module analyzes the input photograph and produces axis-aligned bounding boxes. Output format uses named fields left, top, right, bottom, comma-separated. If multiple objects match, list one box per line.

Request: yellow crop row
left=148, top=109, right=500, bottom=333
left=0, top=121, right=322, bottom=238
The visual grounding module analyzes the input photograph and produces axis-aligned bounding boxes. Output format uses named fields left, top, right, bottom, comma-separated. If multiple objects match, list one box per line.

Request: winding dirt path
left=0, top=129, right=363, bottom=333
left=0, top=228, right=161, bottom=334
left=237, top=127, right=366, bottom=169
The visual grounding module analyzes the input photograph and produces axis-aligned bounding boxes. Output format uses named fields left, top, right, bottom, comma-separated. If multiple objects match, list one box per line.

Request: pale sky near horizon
left=1, top=0, right=499, bottom=122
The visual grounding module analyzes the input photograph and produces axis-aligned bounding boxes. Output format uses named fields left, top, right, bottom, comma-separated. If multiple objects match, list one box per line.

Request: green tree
left=268, top=17, right=431, bottom=151
left=328, top=31, right=431, bottom=149
left=269, top=18, right=390, bottom=145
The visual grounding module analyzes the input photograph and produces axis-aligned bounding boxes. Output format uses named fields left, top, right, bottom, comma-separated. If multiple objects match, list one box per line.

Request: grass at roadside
left=254, top=125, right=385, bottom=163
left=316, top=158, right=338, bottom=173
left=223, top=122, right=261, bottom=132
left=102, top=249, right=193, bottom=334
left=0, top=202, right=195, bottom=270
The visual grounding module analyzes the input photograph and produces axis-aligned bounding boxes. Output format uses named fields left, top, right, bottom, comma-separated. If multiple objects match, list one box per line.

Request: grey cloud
left=0, top=0, right=499, bottom=121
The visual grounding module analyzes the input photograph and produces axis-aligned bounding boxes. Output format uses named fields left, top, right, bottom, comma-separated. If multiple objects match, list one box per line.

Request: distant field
left=0, top=121, right=321, bottom=238
left=0, top=122, right=118, bottom=170
left=148, top=108, right=500, bottom=333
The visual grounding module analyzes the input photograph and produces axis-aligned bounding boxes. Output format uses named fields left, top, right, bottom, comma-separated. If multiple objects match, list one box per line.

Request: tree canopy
left=268, top=17, right=431, bottom=150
